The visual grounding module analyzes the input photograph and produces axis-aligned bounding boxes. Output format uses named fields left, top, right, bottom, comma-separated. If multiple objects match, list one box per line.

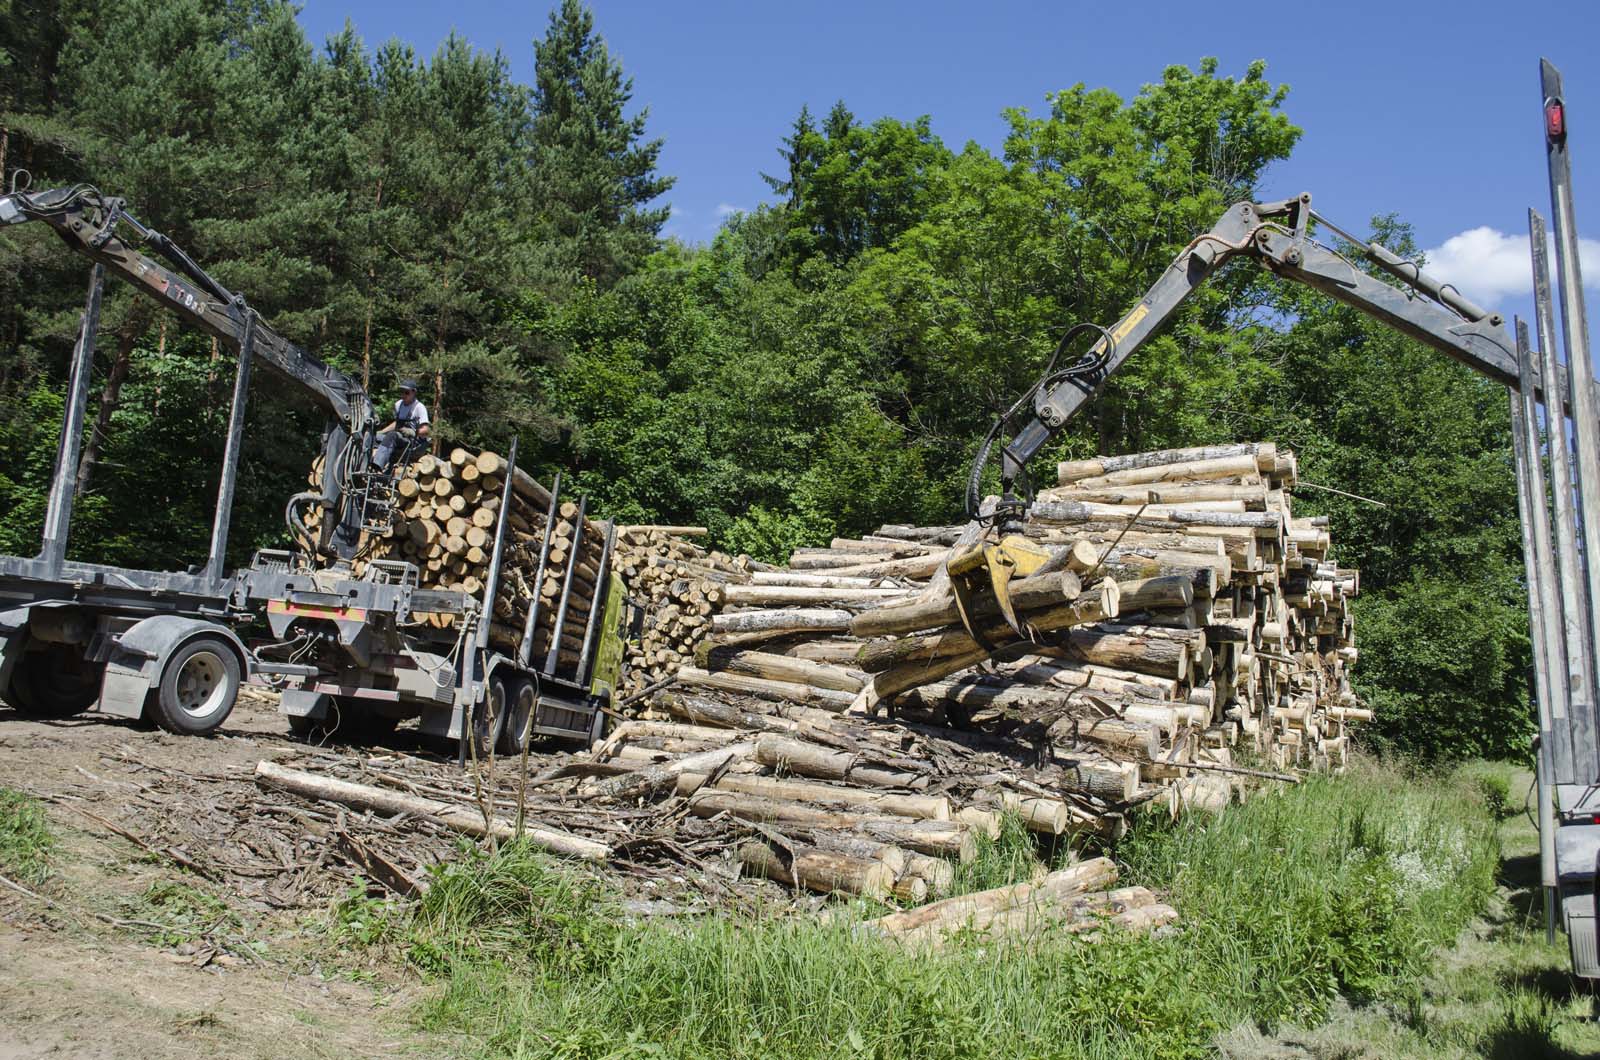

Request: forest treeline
left=0, top=0, right=1528, bottom=758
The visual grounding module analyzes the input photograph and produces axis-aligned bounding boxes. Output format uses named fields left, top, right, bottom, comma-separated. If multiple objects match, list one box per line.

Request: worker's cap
left=398, top=379, right=419, bottom=393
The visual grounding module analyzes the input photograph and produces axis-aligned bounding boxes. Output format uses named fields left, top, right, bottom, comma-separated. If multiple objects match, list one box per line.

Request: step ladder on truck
left=0, top=183, right=629, bottom=752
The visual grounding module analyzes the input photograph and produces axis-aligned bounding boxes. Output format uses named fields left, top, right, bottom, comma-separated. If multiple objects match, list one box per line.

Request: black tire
left=4, top=644, right=103, bottom=719
left=496, top=676, right=536, bottom=756
left=287, top=698, right=398, bottom=744
left=465, top=674, right=507, bottom=759
left=588, top=692, right=610, bottom=747
left=287, top=712, right=325, bottom=739
left=149, top=636, right=241, bottom=736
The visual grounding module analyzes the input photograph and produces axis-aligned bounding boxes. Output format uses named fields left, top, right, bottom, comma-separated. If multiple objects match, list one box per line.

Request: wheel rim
left=174, top=651, right=229, bottom=719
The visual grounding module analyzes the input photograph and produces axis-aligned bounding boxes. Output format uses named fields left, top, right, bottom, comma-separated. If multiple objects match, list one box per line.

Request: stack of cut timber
left=614, top=527, right=751, bottom=696
left=625, top=441, right=1364, bottom=834
left=301, top=446, right=611, bottom=665
left=585, top=687, right=1153, bottom=931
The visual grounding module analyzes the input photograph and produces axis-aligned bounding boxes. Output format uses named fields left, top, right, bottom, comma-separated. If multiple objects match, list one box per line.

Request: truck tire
left=465, top=674, right=507, bottom=759
left=289, top=699, right=396, bottom=745
left=588, top=692, right=610, bottom=747
left=497, top=676, right=536, bottom=756
left=4, top=644, right=102, bottom=719
left=149, top=636, right=241, bottom=736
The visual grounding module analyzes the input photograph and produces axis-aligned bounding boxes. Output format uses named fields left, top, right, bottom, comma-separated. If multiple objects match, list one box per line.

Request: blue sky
left=295, top=0, right=1599, bottom=327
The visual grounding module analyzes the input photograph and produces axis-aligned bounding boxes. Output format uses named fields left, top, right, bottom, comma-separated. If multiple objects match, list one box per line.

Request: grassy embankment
left=322, top=758, right=1600, bottom=1059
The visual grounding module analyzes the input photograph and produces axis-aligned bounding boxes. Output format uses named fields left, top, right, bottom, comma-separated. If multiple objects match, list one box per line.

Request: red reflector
left=1547, top=100, right=1567, bottom=144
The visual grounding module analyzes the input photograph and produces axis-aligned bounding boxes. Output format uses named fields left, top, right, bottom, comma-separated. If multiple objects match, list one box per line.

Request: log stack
left=301, top=446, right=623, bottom=665
left=614, top=527, right=751, bottom=695
left=616, top=441, right=1365, bottom=847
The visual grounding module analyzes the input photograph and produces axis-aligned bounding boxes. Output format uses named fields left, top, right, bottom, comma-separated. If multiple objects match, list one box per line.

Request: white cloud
left=715, top=203, right=743, bottom=218
left=1421, top=226, right=1600, bottom=304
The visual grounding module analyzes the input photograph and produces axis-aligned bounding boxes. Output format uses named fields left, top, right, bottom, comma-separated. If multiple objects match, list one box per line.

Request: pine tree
left=528, top=0, right=672, bottom=288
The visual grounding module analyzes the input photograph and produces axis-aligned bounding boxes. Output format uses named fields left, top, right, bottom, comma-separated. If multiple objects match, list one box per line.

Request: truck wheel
left=588, top=692, right=610, bottom=747
left=465, top=674, right=507, bottom=759
left=4, top=644, right=102, bottom=718
left=149, top=637, right=241, bottom=736
left=497, top=677, right=536, bottom=755
left=287, top=712, right=327, bottom=740
left=342, top=701, right=400, bottom=745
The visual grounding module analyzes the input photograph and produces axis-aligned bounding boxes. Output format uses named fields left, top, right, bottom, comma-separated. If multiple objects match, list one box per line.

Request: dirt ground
left=0, top=693, right=439, bottom=1060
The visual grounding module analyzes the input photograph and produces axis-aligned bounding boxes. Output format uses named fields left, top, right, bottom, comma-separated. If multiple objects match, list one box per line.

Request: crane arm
left=0, top=183, right=381, bottom=563
left=0, top=184, right=373, bottom=429
left=992, top=192, right=1550, bottom=506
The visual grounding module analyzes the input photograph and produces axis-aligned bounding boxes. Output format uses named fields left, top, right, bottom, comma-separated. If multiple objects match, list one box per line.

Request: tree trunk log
left=255, top=761, right=609, bottom=861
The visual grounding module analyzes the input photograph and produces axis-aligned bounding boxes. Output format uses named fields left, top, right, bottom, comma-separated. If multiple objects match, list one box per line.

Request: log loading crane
left=0, top=182, right=625, bottom=752
left=969, top=59, right=1599, bottom=978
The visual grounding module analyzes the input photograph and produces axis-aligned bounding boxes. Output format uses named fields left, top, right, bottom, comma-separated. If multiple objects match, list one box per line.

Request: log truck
left=968, top=59, right=1599, bottom=978
left=0, top=182, right=626, bottom=755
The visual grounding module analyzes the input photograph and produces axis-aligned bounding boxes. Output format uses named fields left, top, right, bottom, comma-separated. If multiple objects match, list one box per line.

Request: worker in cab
left=372, top=379, right=432, bottom=471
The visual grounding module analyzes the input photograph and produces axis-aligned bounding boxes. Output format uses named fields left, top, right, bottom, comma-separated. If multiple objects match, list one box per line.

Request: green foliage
left=329, top=882, right=403, bottom=948
left=0, top=0, right=669, bottom=567
left=1236, top=218, right=1531, bottom=760
left=765, top=103, right=953, bottom=262
left=950, top=811, right=1041, bottom=895
left=529, top=0, right=673, bottom=287
left=0, top=787, right=54, bottom=884
left=1122, top=762, right=1498, bottom=1029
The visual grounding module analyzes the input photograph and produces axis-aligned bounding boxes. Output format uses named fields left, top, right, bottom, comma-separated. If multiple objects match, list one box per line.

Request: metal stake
left=1533, top=207, right=1600, bottom=790
left=204, top=310, right=255, bottom=587
left=39, top=265, right=105, bottom=574
left=1516, top=317, right=1575, bottom=783
left=1542, top=59, right=1600, bottom=785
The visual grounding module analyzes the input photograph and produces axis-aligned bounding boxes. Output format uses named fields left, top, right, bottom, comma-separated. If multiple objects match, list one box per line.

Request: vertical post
left=544, top=495, right=587, bottom=676
left=518, top=473, right=561, bottom=668
left=477, top=437, right=519, bottom=655
left=575, top=521, right=616, bottom=685
left=1533, top=207, right=1600, bottom=787
left=1541, top=59, right=1600, bottom=788
left=1517, top=317, right=1575, bottom=783
left=39, top=265, right=105, bottom=574
left=204, top=310, right=255, bottom=587
left=1510, top=334, right=1562, bottom=913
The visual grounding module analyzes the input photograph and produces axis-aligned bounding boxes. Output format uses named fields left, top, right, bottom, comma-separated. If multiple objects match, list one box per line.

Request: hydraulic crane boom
left=0, top=183, right=379, bottom=562
left=984, top=192, right=1561, bottom=508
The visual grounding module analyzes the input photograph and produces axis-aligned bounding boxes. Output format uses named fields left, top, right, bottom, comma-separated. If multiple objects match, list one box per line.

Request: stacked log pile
left=300, top=446, right=619, bottom=666
left=281, top=440, right=1364, bottom=937
left=614, top=527, right=750, bottom=694
left=617, top=441, right=1365, bottom=834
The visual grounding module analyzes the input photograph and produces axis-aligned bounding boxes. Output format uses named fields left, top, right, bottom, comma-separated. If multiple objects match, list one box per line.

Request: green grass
left=1239, top=761, right=1600, bottom=1060
left=322, top=757, right=1509, bottom=1059
left=0, top=786, right=54, bottom=884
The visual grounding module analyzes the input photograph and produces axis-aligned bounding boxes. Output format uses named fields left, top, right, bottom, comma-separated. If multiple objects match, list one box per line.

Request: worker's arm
left=0, top=185, right=375, bottom=432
